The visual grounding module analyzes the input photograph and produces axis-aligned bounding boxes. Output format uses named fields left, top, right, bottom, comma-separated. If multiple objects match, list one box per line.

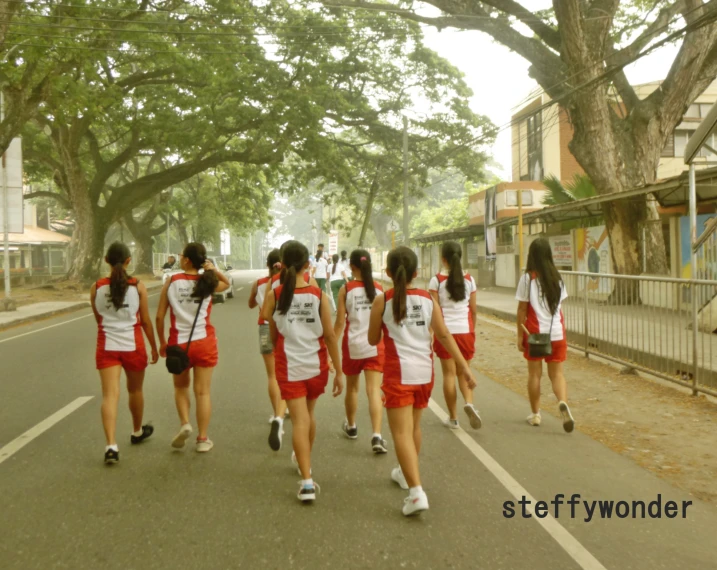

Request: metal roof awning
left=413, top=224, right=484, bottom=244
left=490, top=166, right=717, bottom=229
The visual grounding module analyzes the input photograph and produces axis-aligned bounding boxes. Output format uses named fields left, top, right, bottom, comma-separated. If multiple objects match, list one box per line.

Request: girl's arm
left=516, top=301, right=529, bottom=352
left=429, top=290, right=439, bottom=306
left=137, top=282, right=159, bottom=364
left=333, top=285, right=347, bottom=339
left=320, top=293, right=343, bottom=397
left=155, top=280, right=171, bottom=356
left=89, top=283, right=100, bottom=325
left=248, top=280, right=259, bottom=309
left=368, top=294, right=385, bottom=346
left=266, top=290, right=278, bottom=345
left=469, top=291, right=478, bottom=330
left=431, top=298, right=477, bottom=389
left=204, top=261, right=230, bottom=293
left=260, top=280, right=274, bottom=322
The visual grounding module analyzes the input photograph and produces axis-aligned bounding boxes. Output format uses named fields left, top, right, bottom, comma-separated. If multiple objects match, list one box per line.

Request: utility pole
left=518, top=189, right=524, bottom=270
left=402, top=116, right=409, bottom=246
left=2, top=91, right=11, bottom=302
left=166, top=188, right=172, bottom=260
left=249, top=233, right=253, bottom=269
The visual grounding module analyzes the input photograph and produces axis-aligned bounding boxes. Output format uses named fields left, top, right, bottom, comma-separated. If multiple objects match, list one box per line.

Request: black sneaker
left=130, top=424, right=154, bottom=445
left=104, top=448, right=119, bottom=464
left=371, top=436, right=388, bottom=454
left=269, top=418, right=283, bottom=451
left=342, top=420, right=358, bottom=440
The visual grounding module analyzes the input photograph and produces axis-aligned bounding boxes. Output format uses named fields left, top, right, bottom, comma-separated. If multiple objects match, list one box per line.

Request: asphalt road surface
left=1, top=270, right=715, bottom=570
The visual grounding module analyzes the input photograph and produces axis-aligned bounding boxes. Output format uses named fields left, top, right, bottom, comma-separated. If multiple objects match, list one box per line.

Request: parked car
left=161, top=258, right=234, bottom=303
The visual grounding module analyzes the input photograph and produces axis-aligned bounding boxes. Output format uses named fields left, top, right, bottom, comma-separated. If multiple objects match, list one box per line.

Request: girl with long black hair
left=516, top=238, right=574, bottom=432
left=91, top=242, right=159, bottom=464
left=327, top=253, right=346, bottom=310
left=156, top=242, right=231, bottom=453
left=428, top=242, right=481, bottom=430
left=333, top=249, right=387, bottom=453
left=368, top=246, right=476, bottom=516
left=249, top=248, right=288, bottom=450
left=264, top=240, right=343, bottom=503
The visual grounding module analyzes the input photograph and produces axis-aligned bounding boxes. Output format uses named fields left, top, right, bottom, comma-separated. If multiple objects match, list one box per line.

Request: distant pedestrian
left=516, top=237, right=574, bottom=432
left=264, top=240, right=343, bottom=503
left=428, top=242, right=482, bottom=430
left=91, top=242, right=159, bottom=464
left=249, top=248, right=287, bottom=450
left=327, top=253, right=346, bottom=310
left=333, top=249, right=387, bottom=453
left=339, top=250, right=351, bottom=281
left=156, top=243, right=231, bottom=453
left=368, top=246, right=476, bottom=516
left=313, top=249, right=328, bottom=292
left=162, top=256, right=176, bottom=270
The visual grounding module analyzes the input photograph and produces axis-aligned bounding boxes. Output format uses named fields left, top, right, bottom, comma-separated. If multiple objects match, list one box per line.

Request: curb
left=0, top=301, right=91, bottom=332
left=476, top=305, right=515, bottom=322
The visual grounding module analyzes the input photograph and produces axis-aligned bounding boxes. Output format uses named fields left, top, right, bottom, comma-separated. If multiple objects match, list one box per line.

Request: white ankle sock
left=301, top=478, right=314, bottom=488
left=409, top=486, right=423, bottom=498
left=372, top=433, right=382, bottom=440
left=105, top=444, right=118, bottom=452
left=132, top=428, right=143, bottom=437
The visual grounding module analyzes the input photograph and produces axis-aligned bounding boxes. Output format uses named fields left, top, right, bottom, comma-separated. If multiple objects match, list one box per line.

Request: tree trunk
left=358, top=170, right=380, bottom=247
left=67, top=201, right=105, bottom=281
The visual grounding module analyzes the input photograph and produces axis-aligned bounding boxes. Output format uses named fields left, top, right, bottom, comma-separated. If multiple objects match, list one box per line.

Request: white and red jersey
left=256, top=275, right=271, bottom=325
left=271, top=270, right=311, bottom=290
left=273, top=285, right=327, bottom=381
left=428, top=271, right=477, bottom=335
left=167, top=273, right=215, bottom=345
left=382, top=288, right=434, bottom=385
left=95, top=277, right=142, bottom=351
left=515, top=272, right=567, bottom=341
left=344, top=280, right=384, bottom=360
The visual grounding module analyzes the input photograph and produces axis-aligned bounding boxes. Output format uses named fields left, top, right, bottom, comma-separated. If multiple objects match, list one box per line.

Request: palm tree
left=542, top=174, right=597, bottom=206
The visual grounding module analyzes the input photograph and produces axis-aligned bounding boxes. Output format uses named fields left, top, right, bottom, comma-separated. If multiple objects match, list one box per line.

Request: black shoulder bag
left=165, top=297, right=204, bottom=374
left=526, top=278, right=555, bottom=358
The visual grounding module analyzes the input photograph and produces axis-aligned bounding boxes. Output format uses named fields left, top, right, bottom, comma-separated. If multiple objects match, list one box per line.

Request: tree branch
left=24, top=190, right=72, bottom=210
left=479, top=0, right=561, bottom=50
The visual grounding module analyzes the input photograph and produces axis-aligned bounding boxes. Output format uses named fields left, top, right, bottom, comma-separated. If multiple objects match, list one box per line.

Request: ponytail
left=392, top=265, right=407, bottom=325
left=278, top=267, right=297, bottom=314
left=267, top=248, right=282, bottom=277
left=182, top=242, right=217, bottom=299
left=387, top=246, right=418, bottom=324
left=105, top=241, right=131, bottom=310
left=331, top=253, right=339, bottom=275
left=277, top=240, right=310, bottom=315
left=443, top=242, right=466, bottom=302
left=350, top=249, right=376, bottom=302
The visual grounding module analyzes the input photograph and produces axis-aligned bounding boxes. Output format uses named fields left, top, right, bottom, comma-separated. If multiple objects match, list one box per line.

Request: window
left=505, top=190, right=534, bottom=206
left=673, top=129, right=717, bottom=159
left=526, top=112, right=543, bottom=181
left=685, top=104, right=700, bottom=119
left=661, top=133, right=675, bottom=157
left=674, top=130, right=690, bottom=157
left=700, top=103, right=714, bottom=118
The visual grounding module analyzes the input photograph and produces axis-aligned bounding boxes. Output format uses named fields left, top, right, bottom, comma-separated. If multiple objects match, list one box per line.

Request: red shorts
left=382, top=381, right=434, bottom=409
left=278, top=371, right=329, bottom=401
left=96, top=346, right=148, bottom=372
left=434, top=332, right=475, bottom=361
left=342, top=353, right=384, bottom=376
left=522, top=334, right=567, bottom=363
left=172, top=336, right=219, bottom=368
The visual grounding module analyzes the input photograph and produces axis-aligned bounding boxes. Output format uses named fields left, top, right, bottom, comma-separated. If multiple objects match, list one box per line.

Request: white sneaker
left=391, top=467, right=409, bottom=490
left=196, top=438, right=214, bottom=453
left=402, top=491, right=429, bottom=516
left=463, top=404, right=482, bottom=430
left=559, top=402, right=575, bottom=433
left=297, top=481, right=320, bottom=502
left=444, top=418, right=459, bottom=430
left=526, top=412, right=541, bottom=427
left=171, top=423, right=193, bottom=448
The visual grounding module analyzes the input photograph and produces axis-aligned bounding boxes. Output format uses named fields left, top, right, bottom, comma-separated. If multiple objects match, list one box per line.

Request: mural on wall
left=575, top=226, right=610, bottom=293
left=680, top=214, right=717, bottom=279
left=549, top=235, right=573, bottom=267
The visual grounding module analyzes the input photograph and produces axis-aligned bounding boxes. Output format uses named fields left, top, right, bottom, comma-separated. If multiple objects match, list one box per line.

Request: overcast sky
left=418, top=2, right=679, bottom=179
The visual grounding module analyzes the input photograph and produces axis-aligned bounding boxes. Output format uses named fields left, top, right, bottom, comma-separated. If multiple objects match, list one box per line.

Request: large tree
left=325, top=0, right=717, bottom=283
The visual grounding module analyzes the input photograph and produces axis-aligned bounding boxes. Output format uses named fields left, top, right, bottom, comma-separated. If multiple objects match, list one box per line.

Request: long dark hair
left=387, top=246, right=417, bottom=324
left=267, top=248, right=281, bottom=277
left=525, top=237, right=562, bottom=315
left=183, top=242, right=217, bottom=299
left=331, top=253, right=339, bottom=275
left=350, top=249, right=376, bottom=302
left=442, top=241, right=466, bottom=302
left=106, top=242, right=131, bottom=311
left=278, top=241, right=309, bottom=315
left=340, top=250, right=347, bottom=262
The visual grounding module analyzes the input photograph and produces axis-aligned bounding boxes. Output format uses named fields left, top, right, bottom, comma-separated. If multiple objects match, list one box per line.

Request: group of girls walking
left=93, top=242, right=230, bottom=464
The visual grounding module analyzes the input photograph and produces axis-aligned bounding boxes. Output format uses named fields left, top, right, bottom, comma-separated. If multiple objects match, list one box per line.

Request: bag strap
left=185, top=296, right=204, bottom=351
left=529, top=276, right=556, bottom=336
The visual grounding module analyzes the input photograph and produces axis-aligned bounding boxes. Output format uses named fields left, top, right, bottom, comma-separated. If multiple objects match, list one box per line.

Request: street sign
left=0, top=138, right=24, bottom=234
left=387, top=219, right=400, bottom=232
left=328, top=230, right=339, bottom=255
left=220, top=229, right=231, bottom=256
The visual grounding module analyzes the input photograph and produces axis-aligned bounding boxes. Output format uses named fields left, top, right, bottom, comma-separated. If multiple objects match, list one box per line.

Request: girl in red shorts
left=91, top=242, right=159, bottom=464
left=156, top=243, right=231, bottom=453
left=516, top=237, right=574, bottom=433
left=429, top=241, right=482, bottom=431
left=264, top=240, right=343, bottom=503
left=368, top=246, right=476, bottom=516
left=333, top=249, right=387, bottom=454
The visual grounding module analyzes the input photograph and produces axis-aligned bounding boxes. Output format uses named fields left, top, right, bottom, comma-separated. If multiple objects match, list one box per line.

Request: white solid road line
left=0, top=397, right=94, bottom=465
left=427, top=399, right=607, bottom=570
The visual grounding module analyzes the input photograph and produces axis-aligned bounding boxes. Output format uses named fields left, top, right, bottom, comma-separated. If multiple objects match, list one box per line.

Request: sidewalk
left=0, top=279, right=164, bottom=332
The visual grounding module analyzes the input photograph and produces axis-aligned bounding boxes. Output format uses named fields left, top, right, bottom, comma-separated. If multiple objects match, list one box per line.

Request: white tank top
left=382, top=288, right=434, bottom=385
left=167, top=274, right=214, bottom=345
left=256, top=276, right=270, bottom=325
left=345, top=280, right=383, bottom=360
left=95, top=277, right=141, bottom=351
left=428, top=272, right=477, bottom=335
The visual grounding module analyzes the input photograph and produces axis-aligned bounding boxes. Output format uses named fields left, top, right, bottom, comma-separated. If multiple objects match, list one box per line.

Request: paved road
left=1, top=270, right=715, bottom=570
